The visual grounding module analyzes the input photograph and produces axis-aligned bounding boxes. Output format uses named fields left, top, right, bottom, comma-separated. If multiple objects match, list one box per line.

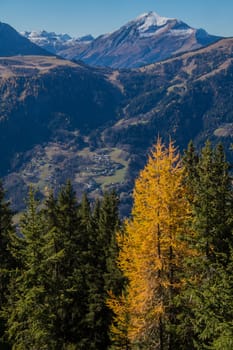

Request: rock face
left=0, top=22, right=52, bottom=56
left=53, top=12, right=221, bottom=68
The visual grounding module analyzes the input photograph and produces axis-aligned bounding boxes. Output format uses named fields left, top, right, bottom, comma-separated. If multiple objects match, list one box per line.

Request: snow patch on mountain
left=137, top=11, right=173, bottom=32
left=170, top=28, right=194, bottom=37
left=21, top=30, right=95, bottom=56
left=21, top=30, right=94, bottom=54
left=139, top=25, right=168, bottom=38
left=22, top=30, right=73, bottom=43
left=133, top=12, right=197, bottom=40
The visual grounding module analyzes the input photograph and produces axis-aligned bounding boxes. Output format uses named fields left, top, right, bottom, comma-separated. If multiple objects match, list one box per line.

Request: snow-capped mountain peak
left=21, top=30, right=94, bottom=55
left=21, top=30, right=73, bottom=43
left=136, top=11, right=174, bottom=31
left=21, top=11, right=221, bottom=69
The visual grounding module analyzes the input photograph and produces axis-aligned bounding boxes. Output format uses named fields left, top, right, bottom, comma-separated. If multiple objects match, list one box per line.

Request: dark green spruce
left=180, top=141, right=233, bottom=349
left=43, top=181, right=89, bottom=349
left=4, top=182, right=123, bottom=349
left=0, top=182, right=17, bottom=349
left=5, top=188, right=52, bottom=349
left=83, top=191, right=123, bottom=350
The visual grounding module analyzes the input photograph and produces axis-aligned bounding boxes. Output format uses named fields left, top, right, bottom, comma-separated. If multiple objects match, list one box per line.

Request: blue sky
left=0, top=0, right=232, bottom=38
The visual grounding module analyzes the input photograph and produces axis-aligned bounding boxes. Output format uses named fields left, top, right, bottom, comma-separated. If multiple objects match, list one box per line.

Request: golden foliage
left=108, top=138, right=196, bottom=348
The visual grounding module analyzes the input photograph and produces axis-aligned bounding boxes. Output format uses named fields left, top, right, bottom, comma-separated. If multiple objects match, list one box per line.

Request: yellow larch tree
left=108, top=138, right=195, bottom=350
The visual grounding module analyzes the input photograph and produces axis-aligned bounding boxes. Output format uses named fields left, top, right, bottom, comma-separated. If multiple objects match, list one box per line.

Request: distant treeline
left=0, top=139, right=232, bottom=349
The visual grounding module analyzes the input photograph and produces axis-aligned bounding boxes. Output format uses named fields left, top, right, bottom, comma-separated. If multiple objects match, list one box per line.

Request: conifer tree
left=108, top=139, right=194, bottom=349
left=6, top=183, right=90, bottom=349
left=84, top=191, right=122, bottom=349
left=181, top=141, right=233, bottom=349
left=192, top=142, right=233, bottom=261
left=5, top=188, right=54, bottom=349
left=0, top=182, right=17, bottom=349
left=182, top=140, right=199, bottom=204
left=43, top=181, right=89, bottom=349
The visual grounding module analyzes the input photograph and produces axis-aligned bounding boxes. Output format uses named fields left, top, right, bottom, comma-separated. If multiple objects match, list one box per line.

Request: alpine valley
left=0, top=12, right=232, bottom=214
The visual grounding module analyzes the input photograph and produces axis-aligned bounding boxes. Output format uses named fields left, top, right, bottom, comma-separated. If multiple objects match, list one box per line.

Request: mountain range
left=0, top=13, right=232, bottom=214
left=21, top=12, right=221, bottom=68
left=21, top=30, right=94, bottom=55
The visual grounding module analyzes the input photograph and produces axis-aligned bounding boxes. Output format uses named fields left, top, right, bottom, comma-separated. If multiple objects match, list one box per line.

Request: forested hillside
left=1, top=38, right=233, bottom=215
left=0, top=139, right=232, bottom=349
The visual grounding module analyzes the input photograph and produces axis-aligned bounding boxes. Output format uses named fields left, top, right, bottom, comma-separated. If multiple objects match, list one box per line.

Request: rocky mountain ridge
left=21, top=12, right=222, bottom=68
left=0, top=22, right=52, bottom=57
left=21, top=30, right=94, bottom=55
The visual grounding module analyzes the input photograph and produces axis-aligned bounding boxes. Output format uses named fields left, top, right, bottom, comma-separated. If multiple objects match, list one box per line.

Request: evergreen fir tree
left=182, top=140, right=199, bottom=204
left=43, top=181, right=89, bottom=349
left=5, top=188, right=54, bottom=349
left=84, top=191, right=122, bottom=350
left=6, top=183, right=90, bottom=349
left=0, top=182, right=17, bottom=349
left=181, top=141, right=233, bottom=349
left=185, top=141, right=233, bottom=263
